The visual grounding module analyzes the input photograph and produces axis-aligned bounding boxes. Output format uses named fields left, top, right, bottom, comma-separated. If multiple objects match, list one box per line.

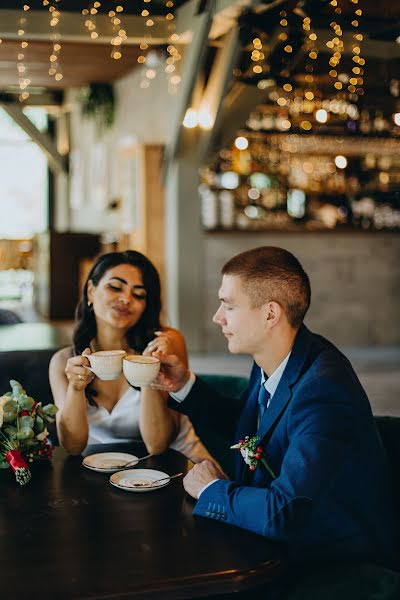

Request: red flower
left=5, top=449, right=31, bottom=485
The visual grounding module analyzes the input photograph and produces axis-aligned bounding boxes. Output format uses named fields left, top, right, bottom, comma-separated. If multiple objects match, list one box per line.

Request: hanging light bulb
left=335, top=155, right=347, bottom=169
left=316, top=109, right=328, bottom=123
left=234, top=136, right=249, bottom=150
left=183, top=108, right=198, bottom=128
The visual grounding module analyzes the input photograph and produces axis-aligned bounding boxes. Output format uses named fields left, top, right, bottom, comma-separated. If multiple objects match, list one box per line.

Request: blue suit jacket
left=169, top=325, right=396, bottom=566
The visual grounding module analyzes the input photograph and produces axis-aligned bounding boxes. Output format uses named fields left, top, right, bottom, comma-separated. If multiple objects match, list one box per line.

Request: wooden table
left=0, top=443, right=284, bottom=599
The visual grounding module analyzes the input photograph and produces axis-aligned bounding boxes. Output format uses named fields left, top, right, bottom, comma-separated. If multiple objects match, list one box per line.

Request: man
left=153, top=246, right=395, bottom=568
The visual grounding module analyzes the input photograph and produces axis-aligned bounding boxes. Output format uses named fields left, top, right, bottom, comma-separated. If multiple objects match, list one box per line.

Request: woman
left=49, top=250, right=212, bottom=462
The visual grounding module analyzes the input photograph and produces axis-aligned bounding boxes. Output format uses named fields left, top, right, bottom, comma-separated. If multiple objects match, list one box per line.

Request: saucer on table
left=82, top=452, right=139, bottom=473
left=109, top=468, right=170, bottom=492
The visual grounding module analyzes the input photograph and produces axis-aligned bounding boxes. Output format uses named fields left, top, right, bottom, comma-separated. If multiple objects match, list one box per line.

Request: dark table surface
left=0, top=442, right=284, bottom=599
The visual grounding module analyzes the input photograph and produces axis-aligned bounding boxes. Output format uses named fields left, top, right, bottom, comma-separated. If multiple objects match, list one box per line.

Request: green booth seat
left=197, top=373, right=248, bottom=478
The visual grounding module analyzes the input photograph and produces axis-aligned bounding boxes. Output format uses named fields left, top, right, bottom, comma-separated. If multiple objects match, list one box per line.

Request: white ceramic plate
left=109, top=468, right=170, bottom=492
left=82, top=452, right=139, bottom=473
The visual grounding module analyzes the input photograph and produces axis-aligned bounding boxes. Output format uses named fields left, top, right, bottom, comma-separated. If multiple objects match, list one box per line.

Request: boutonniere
left=231, top=435, right=276, bottom=478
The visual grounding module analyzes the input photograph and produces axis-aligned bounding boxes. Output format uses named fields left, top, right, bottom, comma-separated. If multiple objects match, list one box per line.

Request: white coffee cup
left=85, top=350, right=126, bottom=381
left=123, top=355, right=160, bottom=387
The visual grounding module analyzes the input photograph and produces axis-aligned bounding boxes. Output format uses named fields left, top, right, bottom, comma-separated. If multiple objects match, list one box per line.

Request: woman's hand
left=64, top=348, right=95, bottom=391
left=143, top=331, right=175, bottom=357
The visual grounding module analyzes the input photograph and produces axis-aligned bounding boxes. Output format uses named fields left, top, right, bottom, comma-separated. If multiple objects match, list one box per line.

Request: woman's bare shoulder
left=49, top=346, right=73, bottom=370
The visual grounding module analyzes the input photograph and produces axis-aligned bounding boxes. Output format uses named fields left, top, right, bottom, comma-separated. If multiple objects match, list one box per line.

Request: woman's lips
left=112, top=305, right=132, bottom=317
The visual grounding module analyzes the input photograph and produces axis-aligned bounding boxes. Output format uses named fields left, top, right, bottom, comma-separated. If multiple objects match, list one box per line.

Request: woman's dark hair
left=73, top=250, right=162, bottom=355
left=73, top=250, right=162, bottom=403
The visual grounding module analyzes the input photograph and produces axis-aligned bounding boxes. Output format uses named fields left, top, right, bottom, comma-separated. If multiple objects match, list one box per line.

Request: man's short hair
left=222, top=246, right=311, bottom=329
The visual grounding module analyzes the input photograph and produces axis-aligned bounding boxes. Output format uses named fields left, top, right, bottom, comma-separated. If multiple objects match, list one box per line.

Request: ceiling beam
left=0, top=2, right=253, bottom=45
left=163, top=0, right=215, bottom=169
left=0, top=10, right=170, bottom=45
left=193, top=26, right=242, bottom=162
left=1, top=103, right=68, bottom=175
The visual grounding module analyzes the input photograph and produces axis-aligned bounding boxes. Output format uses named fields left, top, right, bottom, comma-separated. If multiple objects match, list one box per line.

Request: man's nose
left=213, top=307, right=224, bottom=325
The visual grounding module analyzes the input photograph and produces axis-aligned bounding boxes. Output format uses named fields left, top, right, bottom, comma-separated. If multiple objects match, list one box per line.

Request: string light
left=164, top=0, right=182, bottom=94
left=301, top=15, right=320, bottom=114
left=110, top=1, right=127, bottom=60
left=17, top=3, right=30, bottom=102
left=138, top=0, right=153, bottom=85
left=349, top=1, right=365, bottom=97
left=327, top=12, right=344, bottom=95
left=47, top=0, right=63, bottom=83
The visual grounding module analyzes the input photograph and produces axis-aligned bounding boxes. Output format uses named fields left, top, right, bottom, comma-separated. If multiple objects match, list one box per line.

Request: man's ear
left=264, top=301, right=282, bottom=328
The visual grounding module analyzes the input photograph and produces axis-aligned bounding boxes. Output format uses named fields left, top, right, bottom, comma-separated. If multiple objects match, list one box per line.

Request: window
left=0, top=107, right=48, bottom=238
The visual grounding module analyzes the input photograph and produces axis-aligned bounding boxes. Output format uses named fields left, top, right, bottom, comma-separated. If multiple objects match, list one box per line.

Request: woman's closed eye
left=108, top=284, right=122, bottom=292
left=133, top=292, right=147, bottom=301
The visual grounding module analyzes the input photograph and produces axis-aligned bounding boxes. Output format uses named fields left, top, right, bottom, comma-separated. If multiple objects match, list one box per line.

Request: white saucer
left=110, top=468, right=170, bottom=492
left=82, top=452, right=139, bottom=473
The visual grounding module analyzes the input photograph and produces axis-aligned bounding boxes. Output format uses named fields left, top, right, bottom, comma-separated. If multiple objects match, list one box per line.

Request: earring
left=87, top=300, right=92, bottom=308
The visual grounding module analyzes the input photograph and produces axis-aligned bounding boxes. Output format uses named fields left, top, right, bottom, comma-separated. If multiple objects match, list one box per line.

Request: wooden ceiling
left=0, top=0, right=398, bottom=98
left=0, top=40, right=144, bottom=90
left=0, top=1, right=188, bottom=95
left=0, top=0, right=188, bottom=15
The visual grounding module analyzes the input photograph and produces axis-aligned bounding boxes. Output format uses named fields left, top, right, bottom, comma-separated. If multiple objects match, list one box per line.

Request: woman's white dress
left=86, top=386, right=212, bottom=463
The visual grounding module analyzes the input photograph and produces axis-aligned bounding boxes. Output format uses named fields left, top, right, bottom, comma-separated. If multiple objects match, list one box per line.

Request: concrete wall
left=202, top=231, right=400, bottom=350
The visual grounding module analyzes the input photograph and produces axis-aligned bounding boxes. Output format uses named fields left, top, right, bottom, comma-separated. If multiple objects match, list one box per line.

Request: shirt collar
left=260, top=351, right=291, bottom=399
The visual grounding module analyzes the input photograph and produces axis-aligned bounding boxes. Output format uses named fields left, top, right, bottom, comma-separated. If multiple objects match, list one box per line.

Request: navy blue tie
left=258, top=385, right=271, bottom=422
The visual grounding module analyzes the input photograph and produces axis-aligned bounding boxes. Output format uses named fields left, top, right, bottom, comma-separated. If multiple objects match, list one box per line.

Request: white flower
left=36, top=427, right=49, bottom=442
left=0, top=395, right=11, bottom=428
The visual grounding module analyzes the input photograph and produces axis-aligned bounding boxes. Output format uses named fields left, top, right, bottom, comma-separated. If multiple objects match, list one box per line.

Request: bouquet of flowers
left=231, top=435, right=276, bottom=478
left=0, top=380, right=58, bottom=485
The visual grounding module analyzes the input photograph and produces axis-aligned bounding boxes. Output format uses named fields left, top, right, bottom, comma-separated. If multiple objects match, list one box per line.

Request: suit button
left=205, top=511, right=210, bottom=516
left=210, top=512, right=215, bottom=518
left=222, top=513, right=227, bottom=520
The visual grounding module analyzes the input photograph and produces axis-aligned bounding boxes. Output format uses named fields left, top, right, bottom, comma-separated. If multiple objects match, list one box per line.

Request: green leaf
left=18, top=416, right=34, bottom=429
left=3, top=411, right=18, bottom=423
left=4, top=426, right=17, bottom=439
left=35, top=404, right=45, bottom=418
left=3, top=400, right=18, bottom=422
left=0, top=458, right=9, bottom=469
left=34, top=415, right=45, bottom=433
left=16, top=427, right=34, bottom=440
left=19, top=396, right=35, bottom=411
left=43, top=404, right=58, bottom=417
left=10, top=380, right=24, bottom=398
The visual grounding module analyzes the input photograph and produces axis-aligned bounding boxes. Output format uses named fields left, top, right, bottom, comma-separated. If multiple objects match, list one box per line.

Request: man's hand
left=150, top=351, right=190, bottom=393
left=183, top=460, right=229, bottom=499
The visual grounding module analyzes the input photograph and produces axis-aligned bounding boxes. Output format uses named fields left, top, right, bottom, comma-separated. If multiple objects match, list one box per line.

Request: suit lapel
left=234, top=362, right=260, bottom=479
left=234, top=325, right=314, bottom=480
left=256, top=325, right=313, bottom=442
